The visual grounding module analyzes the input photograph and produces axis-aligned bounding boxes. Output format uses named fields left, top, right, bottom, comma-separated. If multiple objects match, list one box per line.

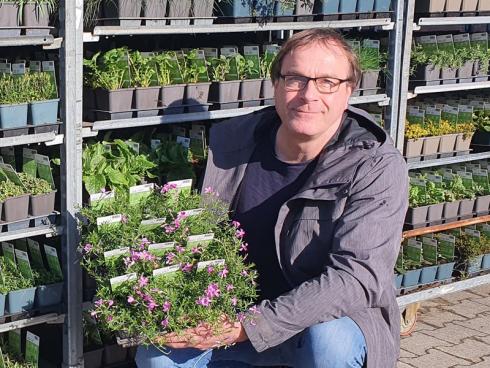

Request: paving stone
left=454, top=314, right=490, bottom=334
left=399, top=331, right=453, bottom=355
left=442, top=300, right=490, bottom=319
left=412, top=321, right=436, bottom=332
left=438, top=291, right=480, bottom=304
left=472, top=295, right=490, bottom=307
left=453, top=356, right=490, bottom=367
left=397, top=361, right=415, bottom=368
left=398, top=349, right=471, bottom=368
left=423, top=324, right=487, bottom=344
left=417, top=309, right=466, bottom=328
left=468, top=284, right=490, bottom=297
left=436, top=338, right=490, bottom=362
left=399, top=348, right=418, bottom=359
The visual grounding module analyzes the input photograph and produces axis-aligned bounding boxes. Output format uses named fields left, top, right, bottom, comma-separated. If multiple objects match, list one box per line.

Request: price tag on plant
left=43, top=245, right=63, bottom=280
left=168, top=179, right=192, bottom=194
left=184, top=208, right=204, bottom=217
left=405, top=239, right=423, bottom=265
left=97, top=214, right=123, bottom=228
left=0, top=147, right=14, bottom=167
left=427, top=174, right=443, bottom=187
left=197, top=259, right=225, bottom=271
left=422, top=237, right=438, bottom=263
left=89, top=191, right=115, bottom=210
left=129, top=183, right=154, bottom=205
left=140, top=218, right=166, bottom=232
left=473, top=170, right=489, bottom=190
left=346, top=40, right=361, bottom=54
left=465, top=228, right=481, bottom=238
left=203, top=48, right=218, bottom=59
left=187, top=233, right=214, bottom=248
left=189, top=130, right=206, bottom=159
left=104, top=247, right=130, bottom=260
left=458, top=105, right=473, bottom=124
left=8, top=330, right=21, bottom=359
left=470, top=100, right=485, bottom=111
left=2, top=242, right=16, bottom=265
left=35, top=154, right=55, bottom=189
left=41, top=61, right=58, bottom=98
left=148, top=242, right=175, bottom=257
left=407, top=110, right=425, bottom=125
left=176, top=136, right=191, bottom=149
left=27, top=239, right=45, bottom=270
left=457, top=171, right=474, bottom=189
left=150, top=139, right=161, bottom=151
left=477, top=223, right=490, bottom=237
left=29, top=61, right=42, bottom=72
left=110, top=273, right=137, bottom=291
left=438, top=233, right=455, bottom=261
left=0, top=63, right=11, bottom=74
left=12, top=63, right=25, bottom=75
left=22, top=148, right=38, bottom=178
left=25, top=331, right=40, bottom=367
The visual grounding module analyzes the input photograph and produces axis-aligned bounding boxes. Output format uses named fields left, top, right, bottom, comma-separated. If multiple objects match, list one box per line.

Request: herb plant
left=18, top=172, right=53, bottom=195
left=0, top=180, right=27, bottom=201
left=129, top=51, right=156, bottom=88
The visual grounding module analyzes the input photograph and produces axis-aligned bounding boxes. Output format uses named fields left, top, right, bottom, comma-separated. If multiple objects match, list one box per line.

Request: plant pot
left=0, top=293, right=5, bottom=317
left=478, top=0, right=490, bottom=10
left=6, top=287, right=36, bottom=314
left=0, top=103, right=28, bottom=129
left=455, top=133, right=473, bottom=151
left=192, top=0, right=214, bottom=24
left=209, top=81, right=241, bottom=103
left=427, top=203, right=444, bottom=223
left=467, top=254, right=483, bottom=273
left=441, top=67, right=457, bottom=84
left=415, top=64, right=441, bottom=85
left=22, top=2, right=50, bottom=35
left=404, top=138, right=424, bottom=158
left=445, top=0, right=462, bottom=11
left=394, top=273, right=403, bottom=289
left=420, top=265, right=438, bottom=284
left=28, top=98, right=59, bottom=125
left=143, top=0, right=167, bottom=26
left=103, top=344, right=128, bottom=365
left=436, top=261, right=455, bottom=280
left=103, top=0, right=143, bottom=27
left=374, top=0, right=391, bottom=11
left=422, top=135, right=441, bottom=156
left=95, top=88, right=134, bottom=113
left=357, top=0, right=374, bottom=13
left=84, top=348, right=104, bottom=368
left=295, top=0, right=315, bottom=21
left=402, top=269, right=421, bottom=287
left=240, top=79, right=262, bottom=101
left=185, top=82, right=211, bottom=106
left=443, top=200, right=460, bottom=221
left=161, top=84, right=186, bottom=107
left=439, top=133, right=457, bottom=153
left=405, top=205, right=429, bottom=225
left=2, top=194, right=29, bottom=222
left=36, top=282, right=63, bottom=308
left=482, top=253, right=490, bottom=269
left=457, top=60, right=474, bottom=83
left=339, top=0, right=357, bottom=13
left=462, top=0, right=478, bottom=11
left=458, top=198, right=475, bottom=218
left=415, top=0, right=446, bottom=13
left=168, top=0, right=192, bottom=25
left=30, top=190, right=56, bottom=216
left=134, top=87, right=160, bottom=110
left=360, top=70, right=379, bottom=95
left=216, top=0, right=253, bottom=22
left=314, top=0, right=340, bottom=19
left=0, top=2, right=20, bottom=37
left=274, top=1, right=294, bottom=21
left=475, top=194, right=490, bottom=215
left=473, top=60, right=489, bottom=82
left=261, top=78, right=274, bottom=99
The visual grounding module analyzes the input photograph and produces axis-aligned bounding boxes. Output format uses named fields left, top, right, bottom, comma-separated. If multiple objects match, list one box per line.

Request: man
left=136, top=28, right=408, bottom=368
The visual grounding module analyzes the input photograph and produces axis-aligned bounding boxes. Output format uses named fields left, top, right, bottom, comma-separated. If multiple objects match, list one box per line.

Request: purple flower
left=107, top=300, right=114, bottom=307
left=196, top=296, right=212, bottom=307
left=121, top=215, right=128, bottom=224
left=249, top=305, right=261, bottom=315
left=207, top=266, right=214, bottom=274
left=235, top=229, right=245, bottom=239
left=218, top=267, right=229, bottom=279
left=204, top=186, right=214, bottom=194
left=161, top=318, right=169, bottom=328
left=127, top=296, right=136, bottom=304
left=181, top=262, right=193, bottom=273
left=164, top=224, right=176, bottom=234
left=83, top=243, right=93, bottom=253
left=239, top=242, right=248, bottom=252
left=226, top=284, right=234, bottom=291
left=94, top=299, right=103, bottom=307
left=161, top=183, right=177, bottom=194
left=237, top=312, right=246, bottom=323
left=107, top=315, right=113, bottom=322
left=177, top=211, right=188, bottom=220
left=206, top=283, right=221, bottom=298
left=139, top=275, right=149, bottom=288
left=162, top=301, right=171, bottom=312
left=90, top=311, right=98, bottom=318
left=147, top=301, right=158, bottom=312
left=231, top=297, right=238, bottom=306
left=175, top=245, right=185, bottom=254
left=240, top=270, right=248, bottom=277
left=166, top=252, right=176, bottom=265
left=232, top=220, right=241, bottom=228
left=191, top=247, right=202, bottom=254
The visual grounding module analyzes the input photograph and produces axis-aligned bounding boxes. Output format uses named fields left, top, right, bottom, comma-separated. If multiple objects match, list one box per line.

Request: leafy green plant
left=25, top=71, right=57, bottom=101
left=259, top=51, right=275, bottom=79
left=0, top=180, right=27, bottom=201
left=409, top=184, right=427, bottom=207
left=129, top=51, right=156, bottom=88
left=83, top=48, right=129, bottom=90
left=358, top=46, right=380, bottom=71
left=236, top=54, right=257, bottom=80
left=456, top=234, right=487, bottom=260
left=150, top=141, right=195, bottom=183
left=209, top=55, right=232, bottom=82
left=473, top=110, right=490, bottom=133
left=0, top=256, right=34, bottom=294
left=154, top=51, right=182, bottom=86
left=181, top=50, right=209, bottom=84
left=18, top=172, right=53, bottom=195
left=0, top=74, right=30, bottom=105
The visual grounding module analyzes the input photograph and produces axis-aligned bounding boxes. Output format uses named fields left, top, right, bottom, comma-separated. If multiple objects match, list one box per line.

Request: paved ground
left=398, top=283, right=490, bottom=367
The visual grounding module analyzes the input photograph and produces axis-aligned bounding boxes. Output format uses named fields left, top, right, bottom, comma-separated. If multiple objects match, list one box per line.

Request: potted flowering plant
left=80, top=186, right=258, bottom=345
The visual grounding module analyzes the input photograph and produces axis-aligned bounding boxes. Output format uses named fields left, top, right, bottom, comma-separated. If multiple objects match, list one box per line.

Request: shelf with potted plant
left=414, top=0, right=490, bottom=26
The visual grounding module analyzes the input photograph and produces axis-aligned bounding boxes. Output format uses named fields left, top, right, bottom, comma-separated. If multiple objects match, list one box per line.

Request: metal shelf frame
left=0, top=132, right=64, bottom=148
left=0, top=313, right=65, bottom=334
left=412, top=81, right=490, bottom=95
left=0, top=225, right=62, bottom=243
left=417, top=15, right=490, bottom=27
left=407, top=152, right=490, bottom=170
left=0, top=34, right=55, bottom=47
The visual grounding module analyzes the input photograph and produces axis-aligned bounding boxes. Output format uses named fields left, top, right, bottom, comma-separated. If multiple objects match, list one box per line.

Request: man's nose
left=300, top=79, right=319, bottom=100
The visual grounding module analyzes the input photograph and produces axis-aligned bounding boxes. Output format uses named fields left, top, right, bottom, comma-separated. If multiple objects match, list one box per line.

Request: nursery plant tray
left=0, top=312, right=64, bottom=333
left=0, top=123, right=60, bottom=139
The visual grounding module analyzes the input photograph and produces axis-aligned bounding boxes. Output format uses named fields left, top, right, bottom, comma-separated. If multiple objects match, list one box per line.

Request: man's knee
left=300, top=317, right=366, bottom=368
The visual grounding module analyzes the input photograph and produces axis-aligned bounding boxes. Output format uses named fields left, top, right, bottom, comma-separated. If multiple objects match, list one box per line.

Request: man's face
left=274, top=42, right=353, bottom=140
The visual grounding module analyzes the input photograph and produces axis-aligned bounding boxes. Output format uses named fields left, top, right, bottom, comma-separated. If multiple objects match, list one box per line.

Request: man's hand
left=154, top=317, right=248, bottom=350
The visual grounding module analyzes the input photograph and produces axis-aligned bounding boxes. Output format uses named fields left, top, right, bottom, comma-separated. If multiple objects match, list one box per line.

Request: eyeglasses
left=279, top=74, right=351, bottom=94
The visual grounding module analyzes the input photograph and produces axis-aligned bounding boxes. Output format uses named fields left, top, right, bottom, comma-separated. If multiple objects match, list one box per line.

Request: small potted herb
left=182, top=49, right=211, bottom=111
left=456, top=234, right=484, bottom=274
left=0, top=180, right=29, bottom=222
left=455, top=121, right=476, bottom=152
left=401, top=259, right=422, bottom=288
left=35, top=268, right=63, bottom=308
left=129, top=51, right=160, bottom=117
left=154, top=51, right=186, bottom=113
left=26, top=71, right=59, bottom=127
left=425, top=181, right=445, bottom=224
left=237, top=53, right=262, bottom=102
left=18, top=172, right=56, bottom=216
left=358, top=44, right=382, bottom=96
left=18, top=0, right=58, bottom=36
left=410, top=44, right=441, bottom=86
left=208, top=55, right=241, bottom=105
left=0, top=74, right=30, bottom=130
left=404, top=123, right=427, bottom=159
left=259, top=49, right=276, bottom=101
left=1, top=257, right=36, bottom=314
left=406, top=184, right=429, bottom=226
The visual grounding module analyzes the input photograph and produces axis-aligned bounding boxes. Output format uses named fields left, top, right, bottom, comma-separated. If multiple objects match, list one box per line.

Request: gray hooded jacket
left=202, top=106, right=408, bottom=368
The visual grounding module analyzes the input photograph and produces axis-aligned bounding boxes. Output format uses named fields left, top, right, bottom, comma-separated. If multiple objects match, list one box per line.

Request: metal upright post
left=396, top=0, right=416, bottom=152
left=60, top=0, right=84, bottom=367
left=384, top=0, right=405, bottom=143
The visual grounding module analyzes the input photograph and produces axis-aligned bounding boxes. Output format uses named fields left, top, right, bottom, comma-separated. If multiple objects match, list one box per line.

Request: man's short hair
left=270, top=28, right=361, bottom=88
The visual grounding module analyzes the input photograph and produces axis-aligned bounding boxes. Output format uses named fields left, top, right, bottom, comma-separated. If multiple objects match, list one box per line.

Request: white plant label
left=187, top=233, right=215, bottom=247
left=12, top=63, right=25, bottom=75
left=203, top=48, right=218, bottom=58
left=97, top=214, right=123, bottom=227
left=244, top=45, right=260, bottom=56
left=42, top=61, right=55, bottom=72
left=125, top=141, right=140, bottom=154
left=197, top=259, right=225, bottom=270
left=148, top=242, right=175, bottom=256
left=110, top=273, right=137, bottom=290
left=176, top=136, right=191, bottom=149
left=25, top=331, right=40, bottom=366
left=89, top=191, right=115, bottom=204
left=27, top=239, right=44, bottom=270
left=104, top=247, right=130, bottom=260
left=407, top=238, right=422, bottom=248
left=153, top=265, right=179, bottom=278
left=2, top=242, right=15, bottom=264
left=183, top=208, right=204, bottom=217
left=465, top=228, right=481, bottom=238
left=221, top=47, right=238, bottom=57
left=150, top=139, right=161, bottom=151
left=168, top=179, right=192, bottom=189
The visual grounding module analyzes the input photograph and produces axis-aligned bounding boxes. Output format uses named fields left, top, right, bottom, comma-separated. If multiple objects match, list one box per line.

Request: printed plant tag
left=438, top=233, right=455, bottom=260
left=35, top=154, right=55, bottom=189
left=140, top=218, right=166, bottom=231
left=110, top=273, right=137, bottom=291
left=405, top=239, right=423, bottom=265
left=22, top=148, right=37, bottom=178
left=125, top=141, right=140, bottom=154
left=15, top=249, right=33, bottom=279
left=89, top=191, right=115, bottom=209
left=0, top=164, right=25, bottom=188
left=197, top=259, right=225, bottom=270
left=187, top=233, right=214, bottom=247
left=129, top=183, right=154, bottom=205
left=104, top=247, right=130, bottom=260
left=97, top=214, right=123, bottom=227
left=153, top=265, right=180, bottom=279
left=182, top=208, right=204, bottom=217
left=176, top=136, right=191, bottom=149
left=43, top=245, right=63, bottom=279
left=8, top=330, right=21, bottom=359
left=27, top=239, right=45, bottom=270
left=25, top=331, right=40, bottom=366
left=148, top=242, right=175, bottom=257
left=422, top=237, right=438, bottom=263
left=2, top=242, right=16, bottom=265
left=465, top=228, right=481, bottom=238
left=151, top=139, right=161, bottom=151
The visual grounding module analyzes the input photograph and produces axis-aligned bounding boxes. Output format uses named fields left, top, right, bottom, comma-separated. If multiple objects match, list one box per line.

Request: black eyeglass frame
left=279, top=73, right=353, bottom=94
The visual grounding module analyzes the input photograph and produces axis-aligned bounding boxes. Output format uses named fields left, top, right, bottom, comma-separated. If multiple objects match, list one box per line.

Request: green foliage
left=473, top=110, right=490, bottom=133
left=150, top=141, right=195, bottom=183
left=0, top=74, right=30, bottom=105
left=456, top=233, right=490, bottom=260
left=129, top=51, right=156, bottom=88
left=83, top=48, right=129, bottom=90
left=358, top=46, right=380, bottom=71
left=0, top=257, right=34, bottom=295
left=0, top=180, right=26, bottom=201
left=18, top=172, right=53, bottom=195
left=16, top=0, right=58, bottom=24
left=181, top=49, right=209, bottom=84
left=209, top=55, right=232, bottom=82
left=153, top=51, right=181, bottom=86
left=82, top=139, right=156, bottom=196
left=259, top=51, right=275, bottom=79
left=236, top=54, right=258, bottom=80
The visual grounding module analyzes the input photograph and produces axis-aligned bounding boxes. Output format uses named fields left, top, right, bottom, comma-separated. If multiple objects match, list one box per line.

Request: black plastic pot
left=36, top=282, right=63, bottom=308
left=240, top=79, right=262, bottom=101
left=168, top=0, right=192, bottom=25
left=415, top=64, right=440, bottom=86
left=161, top=84, right=186, bottom=107
left=261, top=78, right=274, bottom=99
left=144, top=0, right=167, bottom=26
left=83, top=86, right=96, bottom=121
left=427, top=203, right=444, bottom=224
left=443, top=200, right=460, bottom=221
left=405, top=206, right=428, bottom=225
left=3, top=194, right=29, bottom=222
left=192, top=0, right=214, bottom=24
left=103, top=344, right=128, bottom=365
left=0, top=2, right=20, bottom=37
left=441, top=67, right=457, bottom=84
left=209, top=81, right=241, bottom=103
left=475, top=194, right=490, bottom=215
left=83, top=348, right=104, bottom=368
left=95, top=88, right=134, bottom=113
left=457, top=60, right=474, bottom=83
left=22, top=2, right=50, bottom=35
left=185, top=82, right=211, bottom=106
left=30, top=190, right=56, bottom=216
left=103, top=0, right=142, bottom=27
left=134, top=87, right=160, bottom=110
left=458, top=198, right=475, bottom=218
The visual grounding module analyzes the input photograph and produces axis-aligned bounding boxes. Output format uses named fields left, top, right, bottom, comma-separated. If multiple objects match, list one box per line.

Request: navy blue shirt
left=233, top=125, right=317, bottom=301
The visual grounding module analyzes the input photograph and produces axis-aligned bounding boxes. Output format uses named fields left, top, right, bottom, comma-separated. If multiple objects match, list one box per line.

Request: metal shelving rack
left=395, top=0, right=490, bottom=309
